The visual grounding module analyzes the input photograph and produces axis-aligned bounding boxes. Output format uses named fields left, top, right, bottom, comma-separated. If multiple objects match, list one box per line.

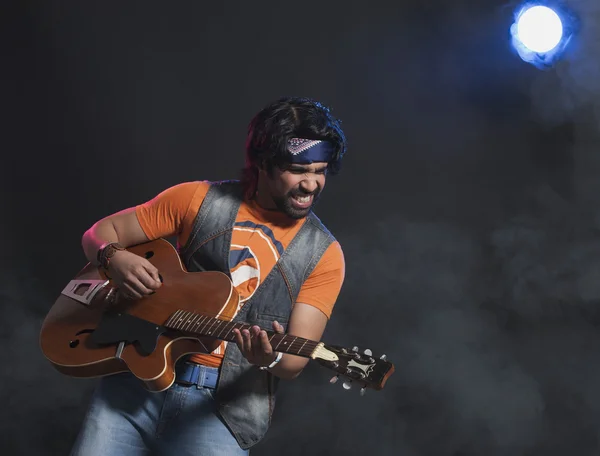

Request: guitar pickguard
left=88, top=312, right=167, bottom=356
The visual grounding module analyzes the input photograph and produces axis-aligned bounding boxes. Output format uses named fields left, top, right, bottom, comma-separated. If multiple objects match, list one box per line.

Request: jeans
left=70, top=372, right=249, bottom=456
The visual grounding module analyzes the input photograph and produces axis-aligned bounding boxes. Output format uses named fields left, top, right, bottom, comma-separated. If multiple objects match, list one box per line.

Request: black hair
left=241, top=96, right=347, bottom=198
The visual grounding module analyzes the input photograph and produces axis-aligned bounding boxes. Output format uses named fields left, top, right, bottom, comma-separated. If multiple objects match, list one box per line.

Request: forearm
left=81, top=221, right=119, bottom=265
left=265, top=304, right=328, bottom=380
left=265, top=354, right=309, bottom=380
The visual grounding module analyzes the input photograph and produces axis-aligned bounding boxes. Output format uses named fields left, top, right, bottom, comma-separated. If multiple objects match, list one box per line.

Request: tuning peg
left=360, top=387, right=366, bottom=396
left=363, top=348, right=372, bottom=356
left=380, top=354, right=387, bottom=361
left=352, top=346, right=358, bottom=352
left=342, top=381, right=352, bottom=390
left=329, top=375, right=339, bottom=384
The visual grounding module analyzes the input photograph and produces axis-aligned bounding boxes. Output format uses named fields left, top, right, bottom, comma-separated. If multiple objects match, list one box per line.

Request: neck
left=164, top=310, right=319, bottom=358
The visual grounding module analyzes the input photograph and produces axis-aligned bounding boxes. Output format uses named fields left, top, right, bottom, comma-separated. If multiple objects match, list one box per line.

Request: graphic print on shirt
left=212, top=220, right=286, bottom=356
left=230, top=221, right=285, bottom=304
left=229, top=244, right=259, bottom=307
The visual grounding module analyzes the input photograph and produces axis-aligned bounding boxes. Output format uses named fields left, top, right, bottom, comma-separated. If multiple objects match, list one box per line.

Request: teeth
left=294, top=195, right=311, bottom=203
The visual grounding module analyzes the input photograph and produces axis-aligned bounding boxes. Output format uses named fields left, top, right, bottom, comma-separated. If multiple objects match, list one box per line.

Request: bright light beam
left=515, top=5, right=563, bottom=53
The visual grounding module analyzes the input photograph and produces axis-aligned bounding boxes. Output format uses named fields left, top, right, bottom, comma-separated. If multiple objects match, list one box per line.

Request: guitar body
left=39, top=239, right=240, bottom=392
left=41, top=239, right=395, bottom=394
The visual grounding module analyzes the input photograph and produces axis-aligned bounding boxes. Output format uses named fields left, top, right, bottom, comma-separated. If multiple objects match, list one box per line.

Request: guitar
left=39, top=239, right=394, bottom=394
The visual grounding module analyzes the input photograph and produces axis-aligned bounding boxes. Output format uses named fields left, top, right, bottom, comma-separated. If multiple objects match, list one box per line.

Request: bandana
left=287, top=138, right=335, bottom=164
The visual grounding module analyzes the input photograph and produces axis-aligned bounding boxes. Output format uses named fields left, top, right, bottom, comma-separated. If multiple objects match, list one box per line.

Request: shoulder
left=157, top=181, right=211, bottom=199
left=296, top=238, right=345, bottom=318
left=305, top=213, right=344, bottom=272
left=306, top=211, right=337, bottom=242
left=317, top=240, right=345, bottom=271
left=135, top=180, right=212, bottom=225
left=201, top=179, right=244, bottom=200
left=147, top=181, right=215, bottom=209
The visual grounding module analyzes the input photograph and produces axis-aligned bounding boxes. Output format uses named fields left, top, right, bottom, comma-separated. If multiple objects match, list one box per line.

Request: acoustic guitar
left=39, top=239, right=394, bottom=394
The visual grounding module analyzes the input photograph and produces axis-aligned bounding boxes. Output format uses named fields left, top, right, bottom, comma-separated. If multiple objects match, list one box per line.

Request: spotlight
left=516, top=5, right=563, bottom=53
left=510, top=3, right=577, bottom=69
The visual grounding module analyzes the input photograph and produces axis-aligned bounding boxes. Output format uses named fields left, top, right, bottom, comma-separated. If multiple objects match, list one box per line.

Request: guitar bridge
left=61, top=279, right=110, bottom=306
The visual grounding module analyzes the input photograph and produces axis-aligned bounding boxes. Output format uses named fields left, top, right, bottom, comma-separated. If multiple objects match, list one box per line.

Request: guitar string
left=164, top=309, right=318, bottom=357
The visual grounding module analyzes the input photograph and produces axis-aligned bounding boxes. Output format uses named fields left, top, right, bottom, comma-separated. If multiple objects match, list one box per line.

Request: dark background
left=3, top=0, right=600, bottom=454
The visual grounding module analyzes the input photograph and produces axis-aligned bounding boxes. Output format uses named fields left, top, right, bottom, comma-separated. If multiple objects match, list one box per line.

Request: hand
left=107, top=250, right=162, bottom=300
left=233, top=321, right=285, bottom=367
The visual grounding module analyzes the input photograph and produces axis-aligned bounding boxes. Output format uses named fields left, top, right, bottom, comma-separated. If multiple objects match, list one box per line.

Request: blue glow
left=510, top=3, right=575, bottom=69
left=516, top=6, right=563, bottom=53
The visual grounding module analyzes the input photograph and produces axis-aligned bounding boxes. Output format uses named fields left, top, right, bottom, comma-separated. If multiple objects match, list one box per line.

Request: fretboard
left=164, top=309, right=319, bottom=358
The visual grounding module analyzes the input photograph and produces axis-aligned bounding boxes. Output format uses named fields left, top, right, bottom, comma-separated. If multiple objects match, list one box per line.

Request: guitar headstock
left=311, top=342, right=395, bottom=395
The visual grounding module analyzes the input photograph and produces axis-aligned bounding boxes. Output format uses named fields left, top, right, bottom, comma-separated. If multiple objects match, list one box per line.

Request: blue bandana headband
left=287, top=138, right=335, bottom=164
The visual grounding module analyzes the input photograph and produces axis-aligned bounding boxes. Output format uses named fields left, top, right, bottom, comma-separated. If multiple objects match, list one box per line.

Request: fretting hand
left=233, top=321, right=285, bottom=367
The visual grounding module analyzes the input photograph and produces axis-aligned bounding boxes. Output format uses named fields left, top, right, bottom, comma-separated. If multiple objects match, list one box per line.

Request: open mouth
left=290, top=193, right=314, bottom=209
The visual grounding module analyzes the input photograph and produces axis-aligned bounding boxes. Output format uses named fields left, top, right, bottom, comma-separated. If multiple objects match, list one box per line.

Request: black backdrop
left=3, top=1, right=600, bottom=455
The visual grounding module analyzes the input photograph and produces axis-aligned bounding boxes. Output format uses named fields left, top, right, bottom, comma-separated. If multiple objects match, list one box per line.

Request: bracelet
left=97, top=242, right=126, bottom=269
left=259, top=352, right=283, bottom=371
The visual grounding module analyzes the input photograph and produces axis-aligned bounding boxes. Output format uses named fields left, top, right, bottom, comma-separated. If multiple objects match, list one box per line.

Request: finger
left=242, top=329, right=252, bottom=354
left=143, top=262, right=162, bottom=285
left=272, top=320, right=285, bottom=334
left=259, top=330, right=273, bottom=356
left=232, top=329, right=245, bottom=350
left=125, top=275, right=154, bottom=295
left=137, top=271, right=160, bottom=291
left=251, top=326, right=263, bottom=358
left=121, top=284, right=142, bottom=300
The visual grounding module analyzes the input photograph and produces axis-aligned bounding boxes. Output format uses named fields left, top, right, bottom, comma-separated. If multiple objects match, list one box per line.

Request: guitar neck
left=164, top=309, right=319, bottom=358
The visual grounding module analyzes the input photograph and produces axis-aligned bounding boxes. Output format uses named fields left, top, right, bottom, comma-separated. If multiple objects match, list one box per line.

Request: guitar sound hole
left=145, top=251, right=154, bottom=259
left=69, top=339, right=79, bottom=348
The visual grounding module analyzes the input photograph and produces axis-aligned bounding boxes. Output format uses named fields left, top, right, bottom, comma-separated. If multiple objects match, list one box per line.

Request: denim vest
left=178, top=180, right=335, bottom=449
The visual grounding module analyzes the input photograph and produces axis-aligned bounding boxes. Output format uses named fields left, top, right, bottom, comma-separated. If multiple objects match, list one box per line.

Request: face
left=259, top=162, right=328, bottom=219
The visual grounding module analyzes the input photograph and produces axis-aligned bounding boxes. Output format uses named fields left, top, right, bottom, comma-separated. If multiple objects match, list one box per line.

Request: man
left=71, top=96, right=347, bottom=455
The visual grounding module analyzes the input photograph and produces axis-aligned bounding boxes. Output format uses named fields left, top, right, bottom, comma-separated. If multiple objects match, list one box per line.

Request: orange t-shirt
left=135, top=181, right=345, bottom=368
